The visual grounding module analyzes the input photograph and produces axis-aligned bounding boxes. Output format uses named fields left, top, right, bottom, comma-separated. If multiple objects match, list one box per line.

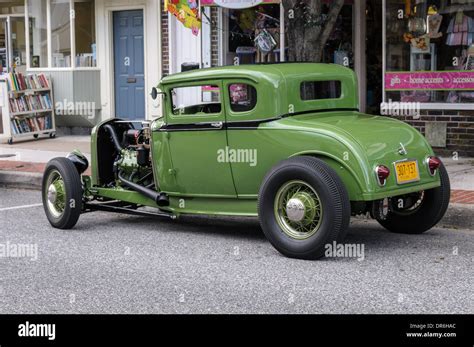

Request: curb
left=438, top=203, right=474, bottom=230
left=0, top=171, right=42, bottom=190
left=0, top=170, right=473, bottom=230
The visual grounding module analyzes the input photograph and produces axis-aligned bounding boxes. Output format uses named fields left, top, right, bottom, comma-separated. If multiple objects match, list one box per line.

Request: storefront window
left=74, top=0, right=96, bottom=67
left=28, top=0, right=48, bottom=68
left=0, top=0, right=24, bottom=14
left=385, top=0, right=474, bottom=105
left=51, top=0, right=72, bottom=67
left=26, top=0, right=97, bottom=69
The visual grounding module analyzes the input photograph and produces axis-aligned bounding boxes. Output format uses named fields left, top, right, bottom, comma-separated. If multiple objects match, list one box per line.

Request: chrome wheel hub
left=274, top=180, right=323, bottom=240
left=47, top=184, right=57, bottom=204
left=286, top=198, right=305, bottom=222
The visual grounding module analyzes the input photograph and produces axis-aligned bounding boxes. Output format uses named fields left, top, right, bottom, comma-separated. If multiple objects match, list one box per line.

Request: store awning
left=201, top=0, right=280, bottom=8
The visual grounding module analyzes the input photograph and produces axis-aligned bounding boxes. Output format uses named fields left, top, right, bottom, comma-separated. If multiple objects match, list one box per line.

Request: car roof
left=159, top=63, right=355, bottom=85
left=160, top=63, right=359, bottom=121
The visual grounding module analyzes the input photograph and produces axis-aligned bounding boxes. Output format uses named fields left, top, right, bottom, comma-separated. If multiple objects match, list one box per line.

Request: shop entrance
left=113, top=10, right=145, bottom=120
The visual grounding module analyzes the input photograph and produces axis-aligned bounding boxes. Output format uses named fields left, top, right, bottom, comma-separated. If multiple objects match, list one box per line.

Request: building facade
left=0, top=0, right=473, bottom=156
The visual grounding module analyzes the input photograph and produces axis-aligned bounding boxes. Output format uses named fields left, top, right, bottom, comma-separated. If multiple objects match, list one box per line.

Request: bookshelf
left=0, top=72, right=56, bottom=144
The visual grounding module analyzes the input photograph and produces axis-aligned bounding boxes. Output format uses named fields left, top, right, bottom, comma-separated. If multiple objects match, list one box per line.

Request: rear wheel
left=258, top=156, right=350, bottom=260
left=377, top=162, right=450, bottom=234
left=42, top=157, right=82, bottom=229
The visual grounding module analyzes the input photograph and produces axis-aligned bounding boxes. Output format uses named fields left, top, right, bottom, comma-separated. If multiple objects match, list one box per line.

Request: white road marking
left=0, top=203, right=43, bottom=211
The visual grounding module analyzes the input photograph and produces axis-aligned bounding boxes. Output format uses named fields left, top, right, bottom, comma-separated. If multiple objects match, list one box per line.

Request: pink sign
left=385, top=71, right=474, bottom=90
left=201, top=0, right=279, bottom=6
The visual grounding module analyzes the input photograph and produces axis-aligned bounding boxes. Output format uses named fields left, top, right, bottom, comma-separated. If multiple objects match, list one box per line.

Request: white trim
left=46, top=0, right=51, bottom=68
left=167, top=12, right=175, bottom=73
left=201, top=6, right=211, bottom=68
left=417, top=103, right=474, bottom=111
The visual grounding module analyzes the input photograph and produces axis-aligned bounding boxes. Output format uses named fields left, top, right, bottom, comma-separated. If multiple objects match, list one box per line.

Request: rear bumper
left=361, top=180, right=441, bottom=201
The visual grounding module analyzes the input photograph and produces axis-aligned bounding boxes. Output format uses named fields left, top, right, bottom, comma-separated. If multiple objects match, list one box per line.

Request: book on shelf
left=7, top=72, right=49, bottom=92
left=9, top=93, right=52, bottom=114
left=10, top=115, right=52, bottom=134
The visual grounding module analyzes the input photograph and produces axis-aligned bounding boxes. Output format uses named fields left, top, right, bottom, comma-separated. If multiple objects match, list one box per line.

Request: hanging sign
left=201, top=0, right=279, bottom=8
left=165, top=0, right=201, bottom=36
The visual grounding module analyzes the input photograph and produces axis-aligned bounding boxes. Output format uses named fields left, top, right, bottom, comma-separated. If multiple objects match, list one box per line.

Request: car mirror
left=150, top=87, right=158, bottom=100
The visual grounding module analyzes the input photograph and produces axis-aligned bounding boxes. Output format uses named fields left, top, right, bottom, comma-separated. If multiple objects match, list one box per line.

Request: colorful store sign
left=165, top=0, right=201, bottom=36
left=201, top=0, right=280, bottom=8
left=385, top=71, right=474, bottom=90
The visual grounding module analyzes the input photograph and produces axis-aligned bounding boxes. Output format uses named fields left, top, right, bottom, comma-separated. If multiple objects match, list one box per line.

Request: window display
left=26, top=0, right=96, bottom=69
left=384, top=0, right=474, bottom=105
left=28, top=0, right=48, bottom=68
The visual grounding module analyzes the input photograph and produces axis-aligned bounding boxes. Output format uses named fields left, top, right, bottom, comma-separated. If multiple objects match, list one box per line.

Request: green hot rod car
left=42, top=63, right=450, bottom=260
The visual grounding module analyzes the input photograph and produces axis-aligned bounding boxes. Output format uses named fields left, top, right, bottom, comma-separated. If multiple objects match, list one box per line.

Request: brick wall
left=210, top=7, right=220, bottom=67
left=390, top=111, right=474, bottom=157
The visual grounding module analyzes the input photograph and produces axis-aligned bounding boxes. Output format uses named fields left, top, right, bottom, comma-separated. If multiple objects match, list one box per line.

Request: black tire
left=42, top=157, right=82, bottom=229
left=377, top=162, right=450, bottom=234
left=33, top=134, right=39, bottom=139
left=258, top=156, right=351, bottom=260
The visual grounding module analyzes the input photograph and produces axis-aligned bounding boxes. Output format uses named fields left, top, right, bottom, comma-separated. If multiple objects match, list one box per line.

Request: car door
left=164, top=81, right=236, bottom=197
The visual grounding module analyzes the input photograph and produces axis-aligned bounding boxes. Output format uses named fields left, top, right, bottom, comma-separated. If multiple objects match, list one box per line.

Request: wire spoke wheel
left=274, top=180, right=323, bottom=240
left=45, top=169, right=67, bottom=218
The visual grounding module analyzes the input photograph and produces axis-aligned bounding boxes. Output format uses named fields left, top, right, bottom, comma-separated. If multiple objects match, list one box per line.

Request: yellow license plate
left=394, top=160, right=420, bottom=184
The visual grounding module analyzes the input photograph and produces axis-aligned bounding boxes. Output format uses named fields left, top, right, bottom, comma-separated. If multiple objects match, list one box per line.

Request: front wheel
left=377, top=162, right=450, bottom=234
left=42, top=157, right=82, bottom=229
left=258, top=156, right=350, bottom=260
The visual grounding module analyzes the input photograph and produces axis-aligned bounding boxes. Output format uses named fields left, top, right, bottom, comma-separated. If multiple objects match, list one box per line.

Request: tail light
left=427, top=156, right=441, bottom=176
left=375, top=165, right=390, bottom=186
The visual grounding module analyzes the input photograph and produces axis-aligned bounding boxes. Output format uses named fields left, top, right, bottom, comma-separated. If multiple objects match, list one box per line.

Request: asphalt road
left=0, top=188, right=472, bottom=314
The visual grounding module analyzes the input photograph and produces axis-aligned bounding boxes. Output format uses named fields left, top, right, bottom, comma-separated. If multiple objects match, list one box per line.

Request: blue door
left=113, top=10, right=145, bottom=119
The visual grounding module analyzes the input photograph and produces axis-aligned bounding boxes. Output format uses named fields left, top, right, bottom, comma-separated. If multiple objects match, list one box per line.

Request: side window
left=300, top=81, right=342, bottom=100
left=228, top=83, right=257, bottom=112
left=171, top=85, right=221, bottom=115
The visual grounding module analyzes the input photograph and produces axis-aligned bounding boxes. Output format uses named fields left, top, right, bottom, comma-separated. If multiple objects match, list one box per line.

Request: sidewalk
left=0, top=135, right=473, bottom=229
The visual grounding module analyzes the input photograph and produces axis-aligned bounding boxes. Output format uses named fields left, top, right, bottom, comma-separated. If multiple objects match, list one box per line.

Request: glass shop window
left=228, top=83, right=257, bottom=112
left=74, top=0, right=96, bottom=67
left=51, top=0, right=72, bottom=67
left=384, top=0, right=474, bottom=104
left=171, top=85, right=222, bottom=115
left=28, top=0, right=48, bottom=68
left=300, top=81, right=342, bottom=100
left=27, top=0, right=96, bottom=69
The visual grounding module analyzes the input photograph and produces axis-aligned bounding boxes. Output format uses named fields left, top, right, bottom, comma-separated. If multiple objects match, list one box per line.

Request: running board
left=83, top=202, right=177, bottom=219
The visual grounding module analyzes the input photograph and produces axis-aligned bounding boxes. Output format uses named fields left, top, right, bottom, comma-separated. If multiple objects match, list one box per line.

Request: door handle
left=210, top=122, right=223, bottom=129
left=127, top=77, right=137, bottom=83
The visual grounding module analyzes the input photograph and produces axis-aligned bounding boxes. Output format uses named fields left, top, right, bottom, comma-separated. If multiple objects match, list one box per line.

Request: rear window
left=300, top=81, right=342, bottom=100
left=228, top=83, right=257, bottom=112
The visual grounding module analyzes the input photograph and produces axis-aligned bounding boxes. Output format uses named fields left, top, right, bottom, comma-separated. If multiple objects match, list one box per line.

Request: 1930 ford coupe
left=42, top=63, right=450, bottom=260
